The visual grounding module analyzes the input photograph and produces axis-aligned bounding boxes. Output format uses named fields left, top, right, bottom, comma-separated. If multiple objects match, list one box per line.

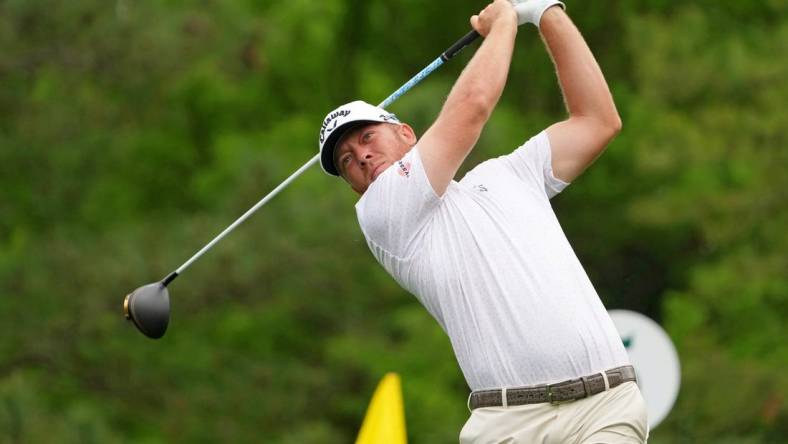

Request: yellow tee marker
left=355, top=373, right=408, bottom=444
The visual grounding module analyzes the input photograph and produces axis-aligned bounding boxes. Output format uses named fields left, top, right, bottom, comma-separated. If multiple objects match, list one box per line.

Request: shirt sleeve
left=496, top=131, right=569, bottom=199
left=355, top=146, right=441, bottom=259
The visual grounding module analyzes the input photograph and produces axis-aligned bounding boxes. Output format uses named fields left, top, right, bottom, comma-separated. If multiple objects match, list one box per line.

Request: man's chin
left=371, top=163, right=389, bottom=182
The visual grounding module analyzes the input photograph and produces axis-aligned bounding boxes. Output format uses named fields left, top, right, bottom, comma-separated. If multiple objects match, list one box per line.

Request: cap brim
left=321, top=120, right=376, bottom=176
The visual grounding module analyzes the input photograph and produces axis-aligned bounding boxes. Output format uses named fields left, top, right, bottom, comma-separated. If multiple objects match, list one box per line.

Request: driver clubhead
left=124, top=282, right=170, bottom=339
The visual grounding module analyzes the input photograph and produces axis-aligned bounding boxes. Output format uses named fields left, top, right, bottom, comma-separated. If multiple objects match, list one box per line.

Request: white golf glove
left=509, top=0, right=566, bottom=27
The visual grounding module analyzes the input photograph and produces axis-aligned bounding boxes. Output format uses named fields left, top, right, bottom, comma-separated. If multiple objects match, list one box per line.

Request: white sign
left=609, top=309, right=681, bottom=429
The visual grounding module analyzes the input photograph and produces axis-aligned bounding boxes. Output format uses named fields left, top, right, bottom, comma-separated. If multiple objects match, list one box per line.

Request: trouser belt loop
left=601, top=370, right=610, bottom=391
left=580, top=376, right=591, bottom=397
left=501, top=387, right=508, bottom=408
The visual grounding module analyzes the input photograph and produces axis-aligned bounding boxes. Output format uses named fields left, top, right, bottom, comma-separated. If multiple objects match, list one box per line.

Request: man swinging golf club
left=319, top=1, right=647, bottom=442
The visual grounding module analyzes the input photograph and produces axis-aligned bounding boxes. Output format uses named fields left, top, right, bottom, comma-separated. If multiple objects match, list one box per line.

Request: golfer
left=319, top=1, right=647, bottom=442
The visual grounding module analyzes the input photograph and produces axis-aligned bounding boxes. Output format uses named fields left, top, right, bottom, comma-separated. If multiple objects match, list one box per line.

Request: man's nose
left=358, top=152, right=373, bottom=167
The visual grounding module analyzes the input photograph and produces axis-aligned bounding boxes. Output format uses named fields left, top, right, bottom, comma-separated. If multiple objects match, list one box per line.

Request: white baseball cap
left=318, top=100, right=400, bottom=176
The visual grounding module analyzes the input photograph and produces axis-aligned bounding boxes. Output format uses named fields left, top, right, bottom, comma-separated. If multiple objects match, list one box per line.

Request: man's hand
left=509, top=0, right=566, bottom=27
left=470, top=0, right=518, bottom=37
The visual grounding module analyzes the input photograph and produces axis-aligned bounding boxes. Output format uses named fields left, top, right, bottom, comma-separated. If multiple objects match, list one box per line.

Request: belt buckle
left=547, top=385, right=571, bottom=405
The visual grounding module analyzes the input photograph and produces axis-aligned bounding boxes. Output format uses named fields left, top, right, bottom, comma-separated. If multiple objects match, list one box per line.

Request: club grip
left=441, top=30, right=481, bottom=61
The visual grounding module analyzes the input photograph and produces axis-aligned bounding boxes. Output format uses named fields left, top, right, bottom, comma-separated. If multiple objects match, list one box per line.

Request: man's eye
left=341, top=155, right=352, bottom=165
left=362, top=132, right=373, bottom=142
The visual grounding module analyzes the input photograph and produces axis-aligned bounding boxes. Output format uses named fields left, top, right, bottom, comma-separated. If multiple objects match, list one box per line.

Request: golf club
left=123, top=29, right=482, bottom=339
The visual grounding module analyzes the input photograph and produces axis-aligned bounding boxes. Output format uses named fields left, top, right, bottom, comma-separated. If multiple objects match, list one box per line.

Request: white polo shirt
left=355, top=131, right=629, bottom=391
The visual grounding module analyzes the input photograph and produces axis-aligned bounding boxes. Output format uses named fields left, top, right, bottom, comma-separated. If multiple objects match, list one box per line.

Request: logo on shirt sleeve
left=397, top=160, right=411, bottom=178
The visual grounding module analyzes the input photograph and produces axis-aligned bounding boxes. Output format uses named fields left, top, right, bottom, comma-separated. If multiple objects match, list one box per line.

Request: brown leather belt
left=468, top=365, right=637, bottom=410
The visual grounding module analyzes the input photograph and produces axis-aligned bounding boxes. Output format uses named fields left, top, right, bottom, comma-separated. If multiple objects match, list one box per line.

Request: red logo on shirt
left=397, top=161, right=411, bottom=178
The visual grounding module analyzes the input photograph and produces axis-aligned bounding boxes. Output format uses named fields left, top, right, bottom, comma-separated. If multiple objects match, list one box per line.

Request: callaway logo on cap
left=319, top=109, right=352, bottom=144
left=318, top=100, right=399, bottom=176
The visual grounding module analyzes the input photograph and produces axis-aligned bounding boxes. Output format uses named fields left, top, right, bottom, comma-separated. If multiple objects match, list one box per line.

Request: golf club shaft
left=380, top=30, right=480, bottom=108
left=172, top=154, right=320, bottom=278
left=166, top=30, right=481, bottom=285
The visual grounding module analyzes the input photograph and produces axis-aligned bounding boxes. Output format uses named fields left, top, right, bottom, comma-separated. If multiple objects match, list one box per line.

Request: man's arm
left=540, top=7, right=622, bottom=183
left=418, top=0, right=518, bottom=196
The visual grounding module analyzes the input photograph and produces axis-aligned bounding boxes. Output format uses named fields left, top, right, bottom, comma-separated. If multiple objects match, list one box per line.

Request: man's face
left=333, top=122, right=417, bottom=194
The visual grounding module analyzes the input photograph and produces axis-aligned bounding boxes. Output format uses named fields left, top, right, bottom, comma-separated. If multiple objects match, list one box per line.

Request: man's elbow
left=597, top=113, right=622, bottom=143
left=585, top=114, right=622, bottom=157
left=445, top=82, right=499, bottom=122
left=465, top=88, right=498, bottom=122
left=609, top=113, right=623, bottom=136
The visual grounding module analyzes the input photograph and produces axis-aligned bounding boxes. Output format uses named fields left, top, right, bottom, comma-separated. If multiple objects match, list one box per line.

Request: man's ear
left=397, top=123, right=418, bottom=145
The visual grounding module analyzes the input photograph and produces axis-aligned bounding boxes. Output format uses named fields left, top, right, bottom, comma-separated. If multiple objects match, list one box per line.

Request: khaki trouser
left=459, top=381, right=649, bottom=444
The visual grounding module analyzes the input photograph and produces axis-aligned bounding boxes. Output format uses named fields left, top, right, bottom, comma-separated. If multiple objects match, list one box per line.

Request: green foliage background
left=1, top=0, right=786, bottom=442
